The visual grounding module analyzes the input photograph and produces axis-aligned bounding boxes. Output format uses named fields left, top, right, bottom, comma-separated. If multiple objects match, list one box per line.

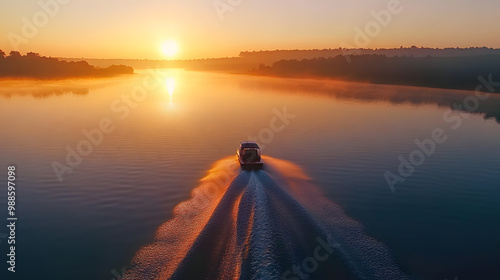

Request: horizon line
left=3, top=46, right=500, bottom=61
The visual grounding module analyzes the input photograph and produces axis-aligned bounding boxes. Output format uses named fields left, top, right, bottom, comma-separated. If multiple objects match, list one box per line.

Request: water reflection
left=124, top=157, right=409, bottom=280
left=0, top=85, right=89, bottom=99
left=165, top=77, right=176, bottom=105
left=240, top=77, right=500, bottom=123
left=1, top=70, right=500, bottom=280
left=0, top=77, right=126, bottom=99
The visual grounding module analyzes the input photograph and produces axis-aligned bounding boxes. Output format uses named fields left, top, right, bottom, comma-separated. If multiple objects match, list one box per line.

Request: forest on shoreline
left=2, top=48, right=500, bottom=93
left=250, top=54, right=500, bottom=93
left=0, top=51, right=134, bottom=79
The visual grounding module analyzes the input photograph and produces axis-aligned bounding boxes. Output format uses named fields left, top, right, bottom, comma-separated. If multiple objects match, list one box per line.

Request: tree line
left=0, top=51, right=134, bottom=79
left=251, top=54, right=500, bottom=92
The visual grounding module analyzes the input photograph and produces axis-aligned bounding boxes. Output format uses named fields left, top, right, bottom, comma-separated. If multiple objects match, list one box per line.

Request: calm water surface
left=1, top=70, right=499, bottom=280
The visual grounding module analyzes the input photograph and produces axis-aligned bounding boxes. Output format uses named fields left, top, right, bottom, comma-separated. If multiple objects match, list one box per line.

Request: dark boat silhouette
left=236, top=141, right=263, bottom=169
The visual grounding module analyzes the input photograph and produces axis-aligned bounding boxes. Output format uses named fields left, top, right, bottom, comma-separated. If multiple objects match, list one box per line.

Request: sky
left=1, top=0, right=500, bottom=59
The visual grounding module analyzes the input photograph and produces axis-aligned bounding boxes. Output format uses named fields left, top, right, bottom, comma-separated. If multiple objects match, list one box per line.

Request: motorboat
left=236, top=141, right=263, bottom=169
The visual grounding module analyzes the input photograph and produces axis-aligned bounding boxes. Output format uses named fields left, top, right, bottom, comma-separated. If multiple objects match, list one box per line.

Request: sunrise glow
left=161, top=41, right=179, bottom=59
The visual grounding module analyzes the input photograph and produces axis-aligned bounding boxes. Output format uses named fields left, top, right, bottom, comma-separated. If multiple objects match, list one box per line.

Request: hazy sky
left=1, top=0, right=499, bottom=59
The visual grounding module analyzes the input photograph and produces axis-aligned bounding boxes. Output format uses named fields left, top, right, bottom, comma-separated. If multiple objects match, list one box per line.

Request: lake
left=1, top=70, right=499, bottom=280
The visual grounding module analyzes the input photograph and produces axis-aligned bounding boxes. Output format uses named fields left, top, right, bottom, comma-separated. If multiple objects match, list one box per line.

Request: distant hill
left=62, top=47, right=500, bottom=74
left=0, top=51, right=134, bottom=79
left=240, top=47, right=500, bottom=64
left=4, top=47, right=498, bottom=93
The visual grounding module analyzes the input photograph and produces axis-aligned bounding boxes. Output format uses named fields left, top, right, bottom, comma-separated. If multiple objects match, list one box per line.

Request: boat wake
left=124, top=156, right=409, bottom=280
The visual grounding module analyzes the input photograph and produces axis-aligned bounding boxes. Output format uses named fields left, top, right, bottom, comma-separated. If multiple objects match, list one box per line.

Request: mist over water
left=125, top=156, right=409, bottom=280
left=2, top=70, right=500, bottom=279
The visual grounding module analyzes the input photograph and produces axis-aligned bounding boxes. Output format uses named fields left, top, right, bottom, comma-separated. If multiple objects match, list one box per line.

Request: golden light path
left=165, top=77, right=176, bottom=105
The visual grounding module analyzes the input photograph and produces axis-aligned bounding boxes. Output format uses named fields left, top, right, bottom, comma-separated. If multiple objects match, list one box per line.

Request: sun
left=161, top=41, right=179, bottom=58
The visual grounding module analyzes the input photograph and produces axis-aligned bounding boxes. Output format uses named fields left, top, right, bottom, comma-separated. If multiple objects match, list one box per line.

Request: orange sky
left=1, top=0, right=499, bottom=59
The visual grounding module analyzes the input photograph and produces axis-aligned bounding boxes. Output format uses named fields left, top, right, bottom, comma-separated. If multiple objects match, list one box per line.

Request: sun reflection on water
left=165, top=77, right=176, bottom=105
